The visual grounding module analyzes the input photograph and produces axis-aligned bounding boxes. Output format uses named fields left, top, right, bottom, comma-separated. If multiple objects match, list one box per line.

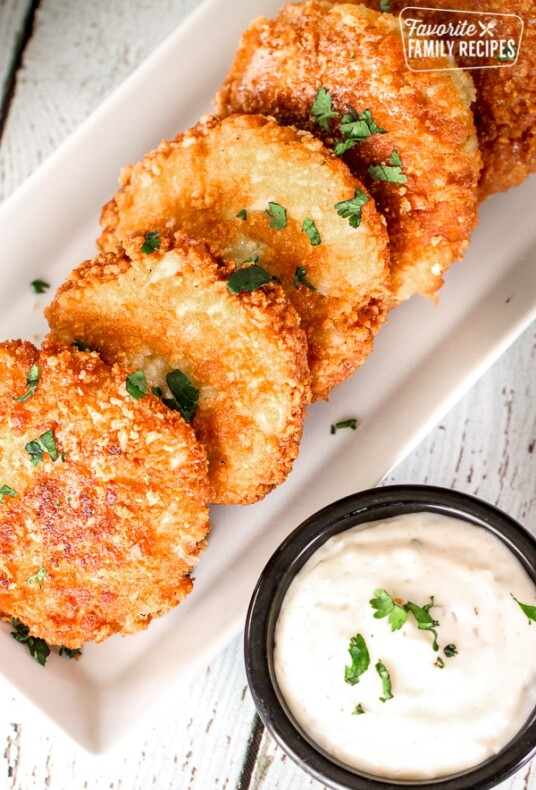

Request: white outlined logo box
left=399, top=7, right=524, bottom=72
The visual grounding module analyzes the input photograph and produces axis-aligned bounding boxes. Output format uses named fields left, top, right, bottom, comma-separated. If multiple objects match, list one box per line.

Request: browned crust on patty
left=215, top=1, right=482, bottom=301
left=47, top=231, right=312, bottom=505
left=0, top=339, right=210, bottom=648
left=98, top=113, right=390, bottom=399
left=357, top=0, right=536, bottom=200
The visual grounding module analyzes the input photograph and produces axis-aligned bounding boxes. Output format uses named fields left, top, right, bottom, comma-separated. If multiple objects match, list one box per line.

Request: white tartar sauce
left=274, top=512, right=536, bottom=780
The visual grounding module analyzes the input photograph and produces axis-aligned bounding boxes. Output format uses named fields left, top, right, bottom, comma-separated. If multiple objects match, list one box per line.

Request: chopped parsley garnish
left=28, top=567, right=47, bottom=588
left=496, top=43, right=517, bottom=62
left=140, top=230, right=161, bottom=254
left=334, top=189, right=370, bottom=228
left=0, top=485, right=16, bottom=502
left=380, top=0, right=391, bottom=11
left=333, top=108, right=387, bottom=156
left=31, top=279, right=50, bottom=294
left=344, top=633, right=370, bottom=685
left=301, top=217, right=321, bottom=246
left=293, top=266, right=317, bottom=291
left=376, top=661, right=394, bottom=701
left=371, top=590, right=440, bottom=651
left=227, top=263, right=275, bottom=294
left=405, top=597, right=440, bottom=651
left=352, top=703, right=365, bottom=715
left=511, top=594, right=536, bottom=624
left=311, top=87, right=339, bottom=132
left=434, top=656, right=445, bottom=669
left=125, top=370, right=148, bottom=401
left=370, top=589, right=408, bottom=631
left=25, top=430, right=59, bottom=468
left=13, top=363, right=39, bottom=403
left=164, top=369, right=199, bottom=424
left=444, top=643, right=458, bottom=657
left=11, top=618, right=51, bottom=666
left=368, top=150, right=408, bottom=184
left=71, top=339, right=94, bottom=352
left=236, top=209, right=248, bottom=221
left=264, top=202, right=287, bottom=231
left=330, top=419, right=358, bottom=434
left=59, top=645, right=82, bottom=659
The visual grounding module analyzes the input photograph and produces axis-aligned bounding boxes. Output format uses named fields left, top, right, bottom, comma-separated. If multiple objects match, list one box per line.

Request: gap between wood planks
left=0, top=0, right=40, bottom=144
left=237, top=712, right=265, bottom=790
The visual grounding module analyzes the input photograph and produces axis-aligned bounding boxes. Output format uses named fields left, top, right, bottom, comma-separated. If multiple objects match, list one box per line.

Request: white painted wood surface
left=0, top=1, right=534, bottom=788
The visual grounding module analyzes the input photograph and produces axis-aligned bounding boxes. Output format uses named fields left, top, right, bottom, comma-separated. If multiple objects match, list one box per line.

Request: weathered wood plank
left=0, top=0, right=201, bottom=202
left=0, top=0, right=34, bottom=125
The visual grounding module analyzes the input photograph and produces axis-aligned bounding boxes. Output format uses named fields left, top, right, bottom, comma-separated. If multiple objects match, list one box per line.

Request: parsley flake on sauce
left=301, top=217, right=322, bottom=246
left=370, top=589, right=408, bottom=631
left=164, top=369, right=199, bottom=424
left=330, top=419, right=358, bottom=434
left=293, top=266, right=317, bottom=291
left=25, top=430, right=59, bottom=468
left=344, top=633, right=370, bottom=685
left=31, top=279, right=50, bottom=294
left=126, top=370, right=148, bottom=401
left=140, top=230, right=161, bottom=254
left=227, top=263, right=275, bottom=294
left=13, top=363, right=39, bottom=403
left=28, top=567, right=47, bottom=588
left=352, top=703, right=366, bottom=715
left=371, top=590, right=441, bottom=651
left=334, top=189, right=370, bottom=228
left=0, top=485, right=16, bottom=502
left=444, top=643, right=458, bottom=657
left=264, top=202, right=287, bottom=231
left=333, top=108, right=387, bottom=156
left=236, top=209, right=248, bottom=221
left=368, top=150, right=408, bottom=184
left=376, top=661, right=394, bottom=701
left=380, top=0, right=391, bottom=11
left=11, top=618, right=51, bottom=667
left=511, top=594, right=536, bottom=624
left=311, top=87, right=339, bottom=132
left=405, top=597, right=440, bottom=651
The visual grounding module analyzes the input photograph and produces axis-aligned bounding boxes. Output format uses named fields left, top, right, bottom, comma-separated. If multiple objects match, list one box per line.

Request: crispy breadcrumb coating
left=215, top=1, right=481, bottom=302
left=0, top=340, right=210, bottom=649
left=99, top=113, right=390, bottom=400
left=46, top=232, right=311, bottom=505
left=359, top=0, right=536, bottom=200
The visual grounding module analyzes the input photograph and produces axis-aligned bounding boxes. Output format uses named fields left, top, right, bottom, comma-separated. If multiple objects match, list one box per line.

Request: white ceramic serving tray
left=0, top=0, right=535, bottom=754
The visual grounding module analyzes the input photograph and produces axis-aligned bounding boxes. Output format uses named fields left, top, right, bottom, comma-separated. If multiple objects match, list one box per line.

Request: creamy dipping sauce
left=274, top=512, right=536, bottom=780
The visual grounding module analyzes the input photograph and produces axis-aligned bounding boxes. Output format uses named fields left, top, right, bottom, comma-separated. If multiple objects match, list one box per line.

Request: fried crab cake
left=0, top=339, right=210, bottom=649
left=99, top=113, right=390, bottom=401
left=215, top=1, right=482, bottom=302
left=358, top=0, right=536, bottom=200
left=46, top=232, right=311, bottom=506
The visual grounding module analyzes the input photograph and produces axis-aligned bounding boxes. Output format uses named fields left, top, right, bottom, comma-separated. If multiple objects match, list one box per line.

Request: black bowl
left=244, top=485, right=536, bottom=790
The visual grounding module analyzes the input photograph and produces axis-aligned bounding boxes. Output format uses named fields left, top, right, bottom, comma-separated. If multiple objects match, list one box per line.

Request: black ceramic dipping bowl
left=244, top=485, right=536, bottom=790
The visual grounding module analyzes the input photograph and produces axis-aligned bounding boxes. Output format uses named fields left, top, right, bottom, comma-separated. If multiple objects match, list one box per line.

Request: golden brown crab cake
left=215, top=1, right=481, bottom=302
left=99, top=113, right=390, bottom=401
left=46, top=232, right=311, bottom=506
left=0, top=339, right=210, bottom=650
left=358, top=0, right=536, bottom=200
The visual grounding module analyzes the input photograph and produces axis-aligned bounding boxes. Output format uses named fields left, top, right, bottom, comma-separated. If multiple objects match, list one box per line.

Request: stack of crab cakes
left=6, top=0, right=527, bottom=654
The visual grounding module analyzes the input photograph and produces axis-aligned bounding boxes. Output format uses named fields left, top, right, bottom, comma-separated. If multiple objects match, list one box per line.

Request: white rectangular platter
left=0, top=0, right=535, bottom=754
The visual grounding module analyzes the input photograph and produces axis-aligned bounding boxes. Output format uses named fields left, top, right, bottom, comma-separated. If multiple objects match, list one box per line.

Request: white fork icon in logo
left=478, top=18, right=498, bottom=37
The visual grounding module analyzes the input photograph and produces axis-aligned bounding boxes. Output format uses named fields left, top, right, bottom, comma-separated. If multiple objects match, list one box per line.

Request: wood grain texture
left=0, top=1, right=535, bottom=788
